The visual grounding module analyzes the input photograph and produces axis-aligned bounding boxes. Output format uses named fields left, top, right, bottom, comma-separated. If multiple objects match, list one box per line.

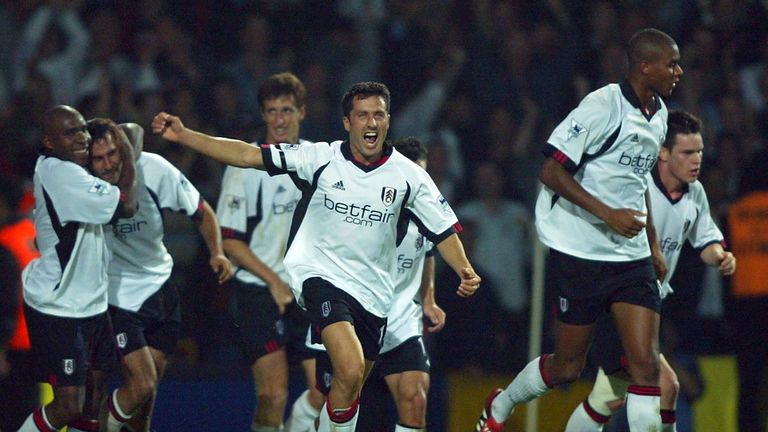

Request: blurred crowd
left=1, top=0, right=768, bottom=380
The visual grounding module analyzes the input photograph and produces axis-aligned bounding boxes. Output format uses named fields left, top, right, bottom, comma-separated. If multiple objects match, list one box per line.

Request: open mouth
left=364, top=131, right=378, bottom=145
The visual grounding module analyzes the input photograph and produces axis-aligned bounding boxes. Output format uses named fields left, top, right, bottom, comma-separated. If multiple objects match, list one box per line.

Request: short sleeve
left=262, top=142, right=333, bottom=183
left=407, top=169, right=459, bottom=243
left=41, top=160, right=120, bottom=225
left=545, top=87, right=619, bottom=169
left=144, top=154, right=201, bottom=216
left=687, top=186, right=724, bottom=249
left=216, top=166, right=259, bottom=240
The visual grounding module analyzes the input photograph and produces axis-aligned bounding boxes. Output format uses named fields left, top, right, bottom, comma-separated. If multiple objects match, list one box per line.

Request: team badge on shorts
left=559, top=296, right=569, bottom=313
left=321, top=301, right=332, bottom=318
left=63, top=359, right=75, bottom=375
left=116, top=332, right=128, bottom=349
left=275, top=319, right=285, bottom=336
left=381, top=187, right=397, bottom=206
left=323, top=371, right=332, bottom=389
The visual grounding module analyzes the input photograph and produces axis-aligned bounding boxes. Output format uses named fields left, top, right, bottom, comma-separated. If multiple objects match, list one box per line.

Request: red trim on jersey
left=552, top=149, right=569, bottom=165
left=452, top=222, right=463, bottom=233
left=538, top=353, right=555, bottom=388
left=352, top=155, right=389, bottom=169
left=264, top=340, right=280, bottom=353
left=119, top=191, right=127, bottom=203
left=221, top=227, right=238, bottom=239
left=48, top=374, right=57, bottom=387
left=583, top=400, right=611, bottom=424
left=627, top=385, right=661, bottom=396
left=660, top=409, right=677, bottom=424
left=327, top=398, right=359, bottom=423
left=720, top=239, right=728, bottom=249
left=33, top=408, right=56, bottom=432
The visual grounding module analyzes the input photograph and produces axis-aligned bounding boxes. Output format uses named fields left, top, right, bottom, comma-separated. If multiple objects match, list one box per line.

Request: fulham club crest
left=381, top=187, right=397, bottom=207
left=63, top=359, right=75, bottom=375
left=116, top=332, right=128, bottom=349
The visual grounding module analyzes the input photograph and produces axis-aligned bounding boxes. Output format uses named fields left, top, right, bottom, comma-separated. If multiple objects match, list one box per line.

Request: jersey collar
left=340, top=140, right=392, bottom=172
left=620, top=79, right=661, bottom=121
left=652, top=164, right=689, bottom=204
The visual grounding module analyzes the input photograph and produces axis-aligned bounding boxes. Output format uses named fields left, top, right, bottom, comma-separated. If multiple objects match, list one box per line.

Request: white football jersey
left=106, top=153, right=202, bottom=311
left=262, top=140, right=458, bottom=317
left=216, top=141, right=306, bottom=285
left=648, top=169, right=724, bottom=295
left=22, top=156, right=120, bottom=317
left=536, top=80, right=668, bottom=261
left=381, top=222, right=434, bottom=354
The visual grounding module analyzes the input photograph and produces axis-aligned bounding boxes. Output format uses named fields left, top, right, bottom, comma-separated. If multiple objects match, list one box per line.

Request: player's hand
left=651, top=249, right=667, bottom=283
left=457, top=267, right=480, bottom=297
left=268, top=279, right=295, bottom=315
left=604, top=208, right=647, bottom=238
left=151, top=112, right=185, bottom=142
left=423, top=302, right=446, bottom=333
left=718, top=251, right=736, bottom=275
left=210, top=253, right=233, bottom=284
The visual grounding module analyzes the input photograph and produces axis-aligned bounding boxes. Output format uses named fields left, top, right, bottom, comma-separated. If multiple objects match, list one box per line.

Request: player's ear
left=343, top=116, right=351, bottom=132
left=659, top=146, right=670, bottom=162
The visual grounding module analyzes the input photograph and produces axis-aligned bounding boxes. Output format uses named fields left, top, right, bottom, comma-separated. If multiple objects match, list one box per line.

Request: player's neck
left=628, top=79, right=656, bottom=113
left=659, top=166, right=684, bottom=198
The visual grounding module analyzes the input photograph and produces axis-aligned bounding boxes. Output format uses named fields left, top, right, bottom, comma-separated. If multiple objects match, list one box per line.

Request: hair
left=86, top=117, right=130, bottom=157
left=664, top=110, right=702, bottom=150
left=393, top=136, right=428, bottom=163
left=258, top=72, right=307, bottom=110
left=627, top=28, right=677, bottom=67
left=341, top=82, right=391, bottom=118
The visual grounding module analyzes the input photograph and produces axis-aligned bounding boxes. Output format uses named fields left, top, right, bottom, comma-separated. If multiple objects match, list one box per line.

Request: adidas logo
left=630, top=133, right=639, bottom=143
left=332, top=180, right=346, bottom=191
left=276, top=185, right=286, bottom=193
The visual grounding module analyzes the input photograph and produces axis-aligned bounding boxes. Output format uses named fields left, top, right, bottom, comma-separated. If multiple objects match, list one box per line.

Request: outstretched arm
left=151, top=112, right=265, bottom=169
left=700, top=243, right=736, bottom=276
left=195, top=200, right=234, bottom=284
left=539, top=157, right=647, bottom=238
left=435, top=233, right=480, bottom=298
left=419, top=255, right=445, bottom=333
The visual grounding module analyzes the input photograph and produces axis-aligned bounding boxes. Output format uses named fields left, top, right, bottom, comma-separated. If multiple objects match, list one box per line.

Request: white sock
left=394, top=424, right=425, bottom=431
left=316, top=400, right=359, bottom=432
left=285, top=390, right=321, bottom=432
left=565, top=401, right=606, bottom=432
left=18, top=407, right=56, bottom=431
left=626, top=386, right=661, bottom=431
left=106, top=389, right=133, bottom=432
left=491, top=355, right=551, bottom=422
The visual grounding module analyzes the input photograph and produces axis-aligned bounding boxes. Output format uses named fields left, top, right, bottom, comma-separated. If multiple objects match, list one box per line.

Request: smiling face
left=343, top=95, right=390, bottom=164
left=90, top=133, right=123, bottom=185
left=645, top=43, right=683, bottom=97
left=261, top=94, right=305, bottom=144
left=42, top=108, right=90, bottom=166
left=662, top=132, right=703, bottom=187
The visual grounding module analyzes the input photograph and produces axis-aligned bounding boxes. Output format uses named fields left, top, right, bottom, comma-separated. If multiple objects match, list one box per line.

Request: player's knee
left=628, top=355, right=660, bottom=384
left=127, top=371, right=158, bottom=403
left=660, top=368, right=680, bottom=399
left=332, top=361, right=365, bottom=392
left=551, top=357, right=586, bottom=384
left=257, top=387, right=289, bottom=412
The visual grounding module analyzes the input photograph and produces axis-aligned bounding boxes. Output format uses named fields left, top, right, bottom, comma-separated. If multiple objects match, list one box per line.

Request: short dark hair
left=664, top=110, right=702, bottom=150
left=393, top=136, right=427, bottom=163
left=627, top=28, right=677, bottom=67
left=86, top=118, right=130, bottom=159
left=258, top=72, right=307, bottom=110
left=341, top=82, right=391, bottom=118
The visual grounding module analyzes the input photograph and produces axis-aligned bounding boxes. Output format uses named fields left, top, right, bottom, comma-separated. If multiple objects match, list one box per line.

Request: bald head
left=40, top=105, right=90, bottom=166
left=627, top=28, right=677, bottom=69
left=42, top=105, right=82, bottom=135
